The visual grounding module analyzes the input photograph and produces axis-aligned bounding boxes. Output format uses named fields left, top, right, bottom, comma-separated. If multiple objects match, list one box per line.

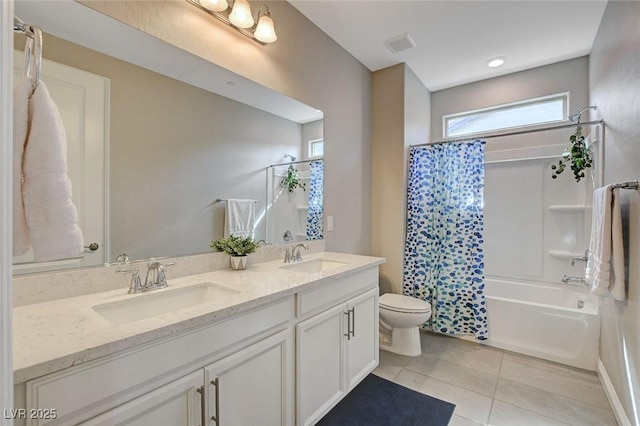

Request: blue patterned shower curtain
left=403, top=140, right=488, bottom=340
left=306, top=160, right=323, bottom=240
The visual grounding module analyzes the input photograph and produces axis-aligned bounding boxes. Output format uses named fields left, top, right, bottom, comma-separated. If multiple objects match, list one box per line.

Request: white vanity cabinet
left=18, top=260, right=381, bottom=426
left=296, top=268, right=379, bottom=426
left=80, top=329, right=292, bottom=426
left=23, top=297, right=294, bottom=426
left=79, top=371, right=204, bottom=426
left=203, top=329, right=292, bottom=426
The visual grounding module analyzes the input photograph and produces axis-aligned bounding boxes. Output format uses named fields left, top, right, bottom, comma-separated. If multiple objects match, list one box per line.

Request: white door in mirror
left=12, top=51, right=109, bottom=274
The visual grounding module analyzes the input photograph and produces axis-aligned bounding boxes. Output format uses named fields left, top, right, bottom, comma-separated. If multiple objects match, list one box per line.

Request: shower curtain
left=403, top=140, right=488, bottom=340
left=306, top=160, right=323, bottom=240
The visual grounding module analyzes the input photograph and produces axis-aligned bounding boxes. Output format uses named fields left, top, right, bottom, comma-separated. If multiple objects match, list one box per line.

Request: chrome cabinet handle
left=196, top=385, right=206, bottom=426
left=211, top=378, right=220, bottom=425
left=350, top=307, right=355, bottom=338
left=344, top=310, right=351, bottom=340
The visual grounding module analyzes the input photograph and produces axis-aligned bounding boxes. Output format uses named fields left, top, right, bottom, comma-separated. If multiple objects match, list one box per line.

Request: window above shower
left=443, top=92, right=569, bottom=138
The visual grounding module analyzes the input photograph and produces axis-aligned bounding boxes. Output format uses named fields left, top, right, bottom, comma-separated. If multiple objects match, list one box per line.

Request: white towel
left=585, top=185, right=626, bottom=300
left=13, top=78, right=32, bottom=256
left=223, top=199, right=255, bottom=238
left=21, top=81, right=84, bottom=262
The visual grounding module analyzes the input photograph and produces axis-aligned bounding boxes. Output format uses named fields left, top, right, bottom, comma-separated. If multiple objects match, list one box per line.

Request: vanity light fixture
left=187, top=0, right=278, bottom=45
left=486, top=56, right=506, bottom=68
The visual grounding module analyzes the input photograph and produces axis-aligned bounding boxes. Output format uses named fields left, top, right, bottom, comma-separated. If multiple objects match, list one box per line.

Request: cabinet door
left=346, top=288, right=379, bottom=389
left=296, top=303, right=347, bottom=426
left=79, top=371, right=204, bottom=426
left=204, top=329, right=292, bottom=426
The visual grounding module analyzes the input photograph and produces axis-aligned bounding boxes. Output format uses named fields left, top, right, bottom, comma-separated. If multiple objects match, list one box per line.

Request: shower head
left=568, top=106, right=597, bottom=124
left=284, top=154, right=296, bottom=162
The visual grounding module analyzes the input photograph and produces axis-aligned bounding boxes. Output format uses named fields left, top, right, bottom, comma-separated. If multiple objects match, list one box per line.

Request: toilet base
left=379, top=326, right=423, bottom=357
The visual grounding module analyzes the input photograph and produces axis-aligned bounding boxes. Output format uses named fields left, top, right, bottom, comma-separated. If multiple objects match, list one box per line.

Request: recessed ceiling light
left=487, top=56, right=506, bottom=68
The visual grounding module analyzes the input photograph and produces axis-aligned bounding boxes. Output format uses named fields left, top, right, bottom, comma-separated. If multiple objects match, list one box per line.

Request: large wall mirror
left=13, top=1, right=324, bottom=275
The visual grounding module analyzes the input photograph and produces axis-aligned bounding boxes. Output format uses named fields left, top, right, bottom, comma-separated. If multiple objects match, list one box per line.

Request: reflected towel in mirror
left=223, top=199, right=255, bottom=238
left=21, top=81, right=84, bottom=262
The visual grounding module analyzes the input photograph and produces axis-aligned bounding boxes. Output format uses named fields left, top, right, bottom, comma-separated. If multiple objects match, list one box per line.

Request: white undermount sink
left=280, top=258, right=348, bottom=274
left=92, top=282, right=242, bottom=325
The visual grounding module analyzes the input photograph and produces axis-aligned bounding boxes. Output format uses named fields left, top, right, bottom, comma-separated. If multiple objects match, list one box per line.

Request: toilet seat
left=379, top=293, right=431, bottom=314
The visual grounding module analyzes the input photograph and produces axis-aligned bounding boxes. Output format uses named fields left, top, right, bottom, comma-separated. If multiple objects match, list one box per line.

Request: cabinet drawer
left=296, top=268, right=378, bottom=319
left=26, top=296, right=294, bottom=426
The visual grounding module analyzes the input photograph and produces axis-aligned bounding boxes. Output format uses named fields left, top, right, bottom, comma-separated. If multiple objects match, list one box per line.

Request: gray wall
left=372, top=64, right=431, bottom=295
left=431, top=57, right=589, bottom=144
left=589, top=1, right=640, bottom=421
left=83, top=0, right=372, bottom=255
left=21, top=33, right=303, bottom=261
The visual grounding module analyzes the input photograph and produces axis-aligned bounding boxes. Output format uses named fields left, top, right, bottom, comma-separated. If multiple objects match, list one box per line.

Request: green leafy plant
left=281, top=165, right=306, bottom=193
left=551, top=126, right=593, bottom=182
left=209, top=235, right=258, bottom=256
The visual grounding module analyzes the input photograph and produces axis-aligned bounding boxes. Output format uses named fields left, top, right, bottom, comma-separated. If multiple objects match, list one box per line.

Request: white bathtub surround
left=586, top=185, right=626, bottom=300
left=12, top=239, right=325, bottom=307
left=483, top=278, right=599, bottom=371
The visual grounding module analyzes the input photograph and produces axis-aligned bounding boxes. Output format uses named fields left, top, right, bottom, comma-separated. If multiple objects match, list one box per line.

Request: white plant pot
left=230, top=255, right=248, bottom=270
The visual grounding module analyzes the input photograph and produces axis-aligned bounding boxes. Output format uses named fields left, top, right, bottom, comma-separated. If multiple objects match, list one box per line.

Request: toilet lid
left=379, top=293, right=431, bottom=314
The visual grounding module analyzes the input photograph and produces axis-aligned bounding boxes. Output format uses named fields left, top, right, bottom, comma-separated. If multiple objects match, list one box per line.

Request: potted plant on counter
left=209, top=235, right=258, bottom=270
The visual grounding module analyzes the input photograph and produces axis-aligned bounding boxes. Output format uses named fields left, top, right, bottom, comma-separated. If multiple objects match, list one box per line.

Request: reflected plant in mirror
left=12, top=1, right=324, bottom=275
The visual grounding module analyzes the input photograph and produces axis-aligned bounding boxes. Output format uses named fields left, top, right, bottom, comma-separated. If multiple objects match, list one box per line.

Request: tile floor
left=372, top=331, right=617, bottom=426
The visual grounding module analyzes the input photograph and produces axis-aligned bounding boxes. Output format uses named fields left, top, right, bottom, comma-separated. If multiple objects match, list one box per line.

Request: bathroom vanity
left=12, top=252, right=383, bottom=426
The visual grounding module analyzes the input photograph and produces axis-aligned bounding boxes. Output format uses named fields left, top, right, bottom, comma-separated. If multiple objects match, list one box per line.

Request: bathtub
left=482, top=278, right=600, bottom=371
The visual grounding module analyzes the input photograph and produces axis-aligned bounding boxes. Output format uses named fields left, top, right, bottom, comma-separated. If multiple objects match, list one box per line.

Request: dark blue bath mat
left=317, top=373, right=456, bottom=426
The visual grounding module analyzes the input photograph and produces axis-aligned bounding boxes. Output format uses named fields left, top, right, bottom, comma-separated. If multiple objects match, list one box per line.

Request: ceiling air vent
left=385, top=33, right=417, bottom=54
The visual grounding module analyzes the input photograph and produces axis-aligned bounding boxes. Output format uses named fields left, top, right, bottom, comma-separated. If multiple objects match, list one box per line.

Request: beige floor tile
left=394, top=369, right=493, bottom=425
left=407, top=353, right=498, bottom=397
left=489, top=400, right=570, bottom=426
left=420, top=332, right=504, bottom=375
left=499, top=360, right=610, bottom=409
left=373, top=349, right=412, bottom=381
left=503, top=351, right=600, bottom=384
left=448, top=414, right=484, bottom=426
left=494, top=378, right=617, bottom=426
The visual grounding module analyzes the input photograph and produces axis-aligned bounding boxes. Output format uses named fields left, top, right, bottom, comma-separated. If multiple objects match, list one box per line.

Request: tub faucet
left=561, top=275, right=586, bottom=286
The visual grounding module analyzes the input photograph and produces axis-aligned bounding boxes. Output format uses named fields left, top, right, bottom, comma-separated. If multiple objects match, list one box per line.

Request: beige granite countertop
left=13, top=252, right=384, bottom=384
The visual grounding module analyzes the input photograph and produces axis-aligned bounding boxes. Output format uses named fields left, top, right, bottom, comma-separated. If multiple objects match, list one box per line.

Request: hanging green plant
left=281, top=165, right=306, bottom=193
left=551, top=126, right=593, bottom=182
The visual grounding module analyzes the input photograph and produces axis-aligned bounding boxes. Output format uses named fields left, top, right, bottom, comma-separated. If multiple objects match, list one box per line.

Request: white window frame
left=443, top=92, right=570, bottom=138
left=308, top=138, right=324, bottom=159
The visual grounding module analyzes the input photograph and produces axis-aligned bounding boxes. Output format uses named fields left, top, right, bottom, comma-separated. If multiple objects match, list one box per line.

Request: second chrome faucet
left=283, top=243, right=309, bottom=263
left=117, top=260, right=176, bottom=294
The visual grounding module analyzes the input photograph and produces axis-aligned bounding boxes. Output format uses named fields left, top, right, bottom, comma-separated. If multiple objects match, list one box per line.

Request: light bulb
left=229, top=0, right=254, bottom=28
left=199, top=0, right=228, bottom=12
left=254, top=13, right=277, bottom=43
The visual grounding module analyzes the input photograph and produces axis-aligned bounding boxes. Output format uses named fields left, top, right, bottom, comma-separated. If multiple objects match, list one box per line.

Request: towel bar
left=612, top=181, right=639, bottom=190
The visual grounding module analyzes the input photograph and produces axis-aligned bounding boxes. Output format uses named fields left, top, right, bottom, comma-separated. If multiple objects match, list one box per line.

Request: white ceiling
left=289, top=1, right=608, bottom=91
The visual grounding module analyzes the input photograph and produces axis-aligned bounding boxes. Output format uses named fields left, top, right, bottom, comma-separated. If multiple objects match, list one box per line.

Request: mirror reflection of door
left=13, top=50, right=109, bottom=274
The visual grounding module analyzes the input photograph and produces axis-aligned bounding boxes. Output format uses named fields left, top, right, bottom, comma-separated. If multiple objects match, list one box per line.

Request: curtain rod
left=268, top=157, right=323, bottom=168
left=411, top=119, right=604, bottom=148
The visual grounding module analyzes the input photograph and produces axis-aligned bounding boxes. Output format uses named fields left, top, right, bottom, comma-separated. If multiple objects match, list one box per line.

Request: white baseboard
left=597, top=358, right=632, bottom=426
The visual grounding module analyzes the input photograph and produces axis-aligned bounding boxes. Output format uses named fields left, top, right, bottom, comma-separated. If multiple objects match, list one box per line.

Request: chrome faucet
left=117, top=268, right=144, bottom=294
left=571, top=250, right=589, bottom=266
left=283, top=246, right=293, bottom=263
left=561, top=275, right=586, bottom=285
left=145, top=261, right=175, bottom=290
left=292, top=243, right=309, bottom=262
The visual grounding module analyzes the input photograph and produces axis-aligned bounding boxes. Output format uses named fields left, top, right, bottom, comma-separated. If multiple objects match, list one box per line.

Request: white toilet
left=379, top=293, right=432, bottom=357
